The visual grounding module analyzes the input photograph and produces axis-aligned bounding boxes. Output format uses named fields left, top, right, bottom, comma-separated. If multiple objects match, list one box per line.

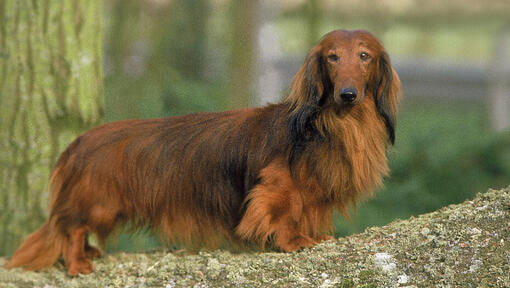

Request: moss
left=358, top=270, right=375, bottom=282
left=1, top=186, right=509, bottom=287
left=339, top=278, right=355, bottom=288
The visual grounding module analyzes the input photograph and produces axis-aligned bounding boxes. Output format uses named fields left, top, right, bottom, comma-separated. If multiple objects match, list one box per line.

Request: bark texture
left=0, top=0, right=103, bottom=256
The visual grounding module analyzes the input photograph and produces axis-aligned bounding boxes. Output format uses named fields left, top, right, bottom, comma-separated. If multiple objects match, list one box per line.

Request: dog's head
left=287, top=30, right=401, bottom=144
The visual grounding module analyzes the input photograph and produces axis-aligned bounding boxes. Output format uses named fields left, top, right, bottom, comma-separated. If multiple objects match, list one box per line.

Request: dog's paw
left=279, top=235, right=317, bottom=252
left=315, top=235, right=335, bottom=242
left=67, top=258, right=95, bottom=276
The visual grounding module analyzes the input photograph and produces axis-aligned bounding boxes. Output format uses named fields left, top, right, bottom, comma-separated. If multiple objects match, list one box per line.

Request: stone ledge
left=1, top=186, right=509, bottom=287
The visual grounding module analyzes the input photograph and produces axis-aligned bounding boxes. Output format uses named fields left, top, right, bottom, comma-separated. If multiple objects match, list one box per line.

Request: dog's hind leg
left=61, top=204, right=122, bottom=275
left=63, top=226, right=95, bottom=276
left=85, top=204, right=125, bottom=258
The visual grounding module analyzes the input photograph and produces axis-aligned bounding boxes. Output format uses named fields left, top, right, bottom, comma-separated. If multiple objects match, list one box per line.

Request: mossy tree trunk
left=0, top=0, right=103, bottom=256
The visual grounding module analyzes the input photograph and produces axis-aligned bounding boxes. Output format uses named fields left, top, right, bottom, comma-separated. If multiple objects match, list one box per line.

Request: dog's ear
left=287, top=45, right=326, bottom=107
left=374, top=52, right=401, bottom=145
left=286, top=46, right=326, bottom=141
left=302, top=45, right=326, bottom=104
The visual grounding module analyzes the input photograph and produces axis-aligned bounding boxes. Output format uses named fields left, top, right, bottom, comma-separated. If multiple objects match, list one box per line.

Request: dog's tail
left=4, top=151, right=73, bottom=271
left=3, top=219, right=65, bottom=270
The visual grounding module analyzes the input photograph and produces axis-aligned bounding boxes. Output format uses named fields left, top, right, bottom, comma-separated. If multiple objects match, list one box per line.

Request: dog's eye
left=360, top=52, right=370, bottom=61
left=327, top=54, right=339, bottom=62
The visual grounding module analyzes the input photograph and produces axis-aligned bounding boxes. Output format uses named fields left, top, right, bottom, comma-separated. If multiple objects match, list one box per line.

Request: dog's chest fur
left=302, top=99, right=390, bottom=205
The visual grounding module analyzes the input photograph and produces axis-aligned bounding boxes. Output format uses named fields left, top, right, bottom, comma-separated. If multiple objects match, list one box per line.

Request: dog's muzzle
left=340, top=87, right=357, bottom=103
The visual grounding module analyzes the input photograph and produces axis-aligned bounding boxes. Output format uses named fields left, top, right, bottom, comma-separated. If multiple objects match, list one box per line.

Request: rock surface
left=1, top=186, right=509, bottom=287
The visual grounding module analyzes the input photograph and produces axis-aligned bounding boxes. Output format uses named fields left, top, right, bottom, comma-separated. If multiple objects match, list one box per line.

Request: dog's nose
left=340, top=88, right=357, bottom=102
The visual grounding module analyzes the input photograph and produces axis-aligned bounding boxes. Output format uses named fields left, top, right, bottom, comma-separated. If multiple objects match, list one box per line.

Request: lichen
left=1, top=186, right=509, bottom=287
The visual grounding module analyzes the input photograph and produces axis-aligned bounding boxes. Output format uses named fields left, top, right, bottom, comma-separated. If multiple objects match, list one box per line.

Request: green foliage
left=104, top=0, right=227, bottom=122
left=161, top=80, right=227, bottom=116
left=335, top=100, right=510, bottom=236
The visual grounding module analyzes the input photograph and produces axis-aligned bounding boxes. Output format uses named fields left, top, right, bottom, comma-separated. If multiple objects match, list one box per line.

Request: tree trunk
left=0, top=0, right=103, bottom=256
left=228, top=0, right=260, bottom=108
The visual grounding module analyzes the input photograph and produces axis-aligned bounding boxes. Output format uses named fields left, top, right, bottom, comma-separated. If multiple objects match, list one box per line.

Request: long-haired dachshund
left=5, top=30, right=401, bottom=275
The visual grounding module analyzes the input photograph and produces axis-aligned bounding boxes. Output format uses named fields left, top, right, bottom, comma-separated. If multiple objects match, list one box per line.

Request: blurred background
left=1, top=0, right=509, bottom=255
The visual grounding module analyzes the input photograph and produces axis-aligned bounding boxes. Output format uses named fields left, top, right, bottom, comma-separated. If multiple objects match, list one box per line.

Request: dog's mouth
left=329, top=94, right=366, bottom=116
left=333, top=95, right=364, bottom=108
left=322, top=88, right=365, bottom=112
left=328, top=101, right=354, bottom=116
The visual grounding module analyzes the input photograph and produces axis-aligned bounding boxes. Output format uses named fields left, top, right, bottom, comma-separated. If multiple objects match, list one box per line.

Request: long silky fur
left=5, top=29, right=401, bottom=271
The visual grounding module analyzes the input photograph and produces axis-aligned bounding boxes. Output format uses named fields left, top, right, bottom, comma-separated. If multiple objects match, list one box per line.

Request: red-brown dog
left=5, top=30, right=401, bottom=275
